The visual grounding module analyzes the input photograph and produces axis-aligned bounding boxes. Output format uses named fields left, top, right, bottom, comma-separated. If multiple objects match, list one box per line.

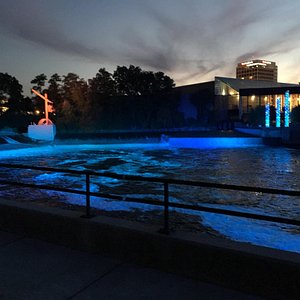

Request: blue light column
left=265, top=103, right=270, bottom=128
left=276, top=97, right=281, bottom=127
left=284, top=90, right=290, bottom=127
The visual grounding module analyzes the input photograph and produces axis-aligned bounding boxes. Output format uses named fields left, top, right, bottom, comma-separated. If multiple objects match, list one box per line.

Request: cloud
left=116, top=0, right=278, bottom=79
left=1, top=0, right=300, bottom=86
left=235, top=20, right=300, bottom=64
left=0, top=1, right=108, bottom=63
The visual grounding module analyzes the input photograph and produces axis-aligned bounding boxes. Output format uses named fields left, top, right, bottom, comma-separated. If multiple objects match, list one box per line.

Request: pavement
left=0, top=230, right=260, bottom=299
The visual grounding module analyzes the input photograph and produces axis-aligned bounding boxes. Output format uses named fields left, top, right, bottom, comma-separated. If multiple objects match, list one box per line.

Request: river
left=0, top=141, right=299, bottom=253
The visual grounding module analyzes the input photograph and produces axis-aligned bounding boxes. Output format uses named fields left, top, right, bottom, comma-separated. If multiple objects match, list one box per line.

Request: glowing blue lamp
left=276, top=97, right=281, bottom=127
left=265, top=103, right=270, bottom=128
left=284, top=90, right=290, bottom=127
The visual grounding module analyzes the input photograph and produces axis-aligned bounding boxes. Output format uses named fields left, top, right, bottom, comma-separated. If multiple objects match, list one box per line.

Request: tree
left=113, top=65, right=175, bottom=96
left=30, top=73, right=48, bottom=118
left=59, top=73, right=88, bottom=130
left=48, top=73, right=62, bottom=99
left=0, top=73, right=33, bottom=130
left=0, top=73, right=24, bottom=114
left=113, top=65, right=143, bottom=96
left=30, top=73, right=47, bottom=93
left=153, top=71, right=175, bottom=93
left=89, top=68, right=116, bottom=97
left=47, top=73, right=62, bottom=121
left=88, top=68, right=117, bottom=129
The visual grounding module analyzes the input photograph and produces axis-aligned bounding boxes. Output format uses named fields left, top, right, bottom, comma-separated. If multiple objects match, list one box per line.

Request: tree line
left=0, top=65, right=184, bottom=132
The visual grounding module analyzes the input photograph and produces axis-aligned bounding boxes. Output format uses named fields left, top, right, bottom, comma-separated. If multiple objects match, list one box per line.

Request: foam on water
left=1, top=140, right=300, bottom=253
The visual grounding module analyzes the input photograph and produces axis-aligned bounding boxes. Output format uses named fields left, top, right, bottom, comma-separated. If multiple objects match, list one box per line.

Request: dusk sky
left=1, top=0, right=300, bottom=95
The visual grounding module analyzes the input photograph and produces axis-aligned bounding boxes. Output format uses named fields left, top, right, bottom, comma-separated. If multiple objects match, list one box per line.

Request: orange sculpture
left=31, top=89, right=54, bottom=125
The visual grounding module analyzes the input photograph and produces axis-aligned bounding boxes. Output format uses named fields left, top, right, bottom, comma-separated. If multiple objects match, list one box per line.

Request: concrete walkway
left=0, top=230, right=260, bottom=299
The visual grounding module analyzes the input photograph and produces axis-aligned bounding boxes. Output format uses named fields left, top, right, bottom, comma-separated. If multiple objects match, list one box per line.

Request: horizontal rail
left=169, top=202, right=300, bottom=226
left=0, top=163, right=299, bottom=231
left=0, top=179, right=163, bottom=207
left=0, top=179, right=87, bottom=196
left=1, top=163, right=300, bottom=197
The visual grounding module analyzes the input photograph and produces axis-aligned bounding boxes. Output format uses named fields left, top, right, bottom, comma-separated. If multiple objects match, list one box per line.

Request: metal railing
left=0, top=162, right=300, bottom=234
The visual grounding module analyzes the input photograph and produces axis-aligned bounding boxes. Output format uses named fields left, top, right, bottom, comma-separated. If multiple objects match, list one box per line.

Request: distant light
left=265, top=103, right=270, bottom=128
left=241, top=61, right=253, bottom=65
left=1, top=107, right=8, bottom=113
left=35, top=110, right=40, bottom=115
left=251, top=95, right=255, bottom=101
left=276, top=97, right=281, bottom=128
left=284, top=90, right=290, bottom=127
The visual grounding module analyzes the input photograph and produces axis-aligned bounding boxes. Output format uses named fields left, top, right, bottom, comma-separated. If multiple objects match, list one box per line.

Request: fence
left=0, top=162, right=300, bottom=234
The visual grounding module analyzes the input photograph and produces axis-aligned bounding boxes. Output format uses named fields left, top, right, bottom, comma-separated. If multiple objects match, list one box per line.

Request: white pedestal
left=28, top=124, right=56, bottom=141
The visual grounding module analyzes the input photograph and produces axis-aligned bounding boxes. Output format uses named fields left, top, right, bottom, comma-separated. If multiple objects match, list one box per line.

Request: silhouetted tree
left=30, top=73, right=48, bottom=118
left=0, top=73, right=33, bottom=130
left=30, top=73, right=47, bottom=93
left=89, top=68, right=116, bottom=97
left=113, top=65, right=175, bottom=96
left=58, top=73, right=88, bottom=130
left=47, top=73, right=62, bottom=122
left=113, top=65, right=143, bottom=96
left=87, top=68, right=116, bottom=128
left=26, top=66, right=177, bottom=132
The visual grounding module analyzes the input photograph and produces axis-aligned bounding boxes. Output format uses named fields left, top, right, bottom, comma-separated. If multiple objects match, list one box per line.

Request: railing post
left=85, top=173, right=91, bottom=218
left=162, top=182, right=169, bottom=234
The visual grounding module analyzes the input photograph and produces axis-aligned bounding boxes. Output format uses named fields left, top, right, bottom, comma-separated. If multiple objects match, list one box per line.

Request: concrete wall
left=0, top=198, right=299, bottom=298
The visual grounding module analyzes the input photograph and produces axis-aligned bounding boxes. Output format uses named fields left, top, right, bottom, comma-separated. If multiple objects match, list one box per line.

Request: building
left=174, top=77, right=300, bottom=127
left=236, top=60, right=278, bottom=82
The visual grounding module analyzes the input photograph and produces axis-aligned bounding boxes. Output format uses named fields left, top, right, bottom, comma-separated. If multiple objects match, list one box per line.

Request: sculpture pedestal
left=28, top=124, right=56, bottom=141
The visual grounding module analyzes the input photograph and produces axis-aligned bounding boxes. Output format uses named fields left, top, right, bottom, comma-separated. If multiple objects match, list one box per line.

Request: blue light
left=284, top=90, right=290, bottom=127
left=276, top=97, right=281, bottom=128
left=168, top=137, right=263, bottom=148
left=265, top=103, right=270, bottom=128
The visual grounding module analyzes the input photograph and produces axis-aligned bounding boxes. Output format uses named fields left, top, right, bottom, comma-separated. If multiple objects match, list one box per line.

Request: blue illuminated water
left=0, top=141, right=300, bottom=252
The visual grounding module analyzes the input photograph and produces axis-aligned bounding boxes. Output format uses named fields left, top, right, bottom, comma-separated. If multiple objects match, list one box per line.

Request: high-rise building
left=236, top=59, right=278, bottom=82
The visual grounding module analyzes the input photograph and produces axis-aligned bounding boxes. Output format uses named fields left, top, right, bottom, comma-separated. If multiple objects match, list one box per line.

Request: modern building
left=236, top=60, right=278, bottom=82
left=174, top=77, right=300, bottom=127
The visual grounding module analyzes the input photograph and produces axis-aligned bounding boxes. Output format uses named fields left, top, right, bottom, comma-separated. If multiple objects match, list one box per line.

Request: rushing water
left=0, top=141, right=300, bottom=252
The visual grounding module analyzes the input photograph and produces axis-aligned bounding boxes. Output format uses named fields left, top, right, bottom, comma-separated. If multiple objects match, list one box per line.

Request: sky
left=1, top=0, right=300, bottom=96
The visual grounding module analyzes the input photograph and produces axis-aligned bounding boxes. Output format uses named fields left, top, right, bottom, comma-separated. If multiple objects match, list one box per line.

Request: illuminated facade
left=236, top=60, right=278, bottom=82
left=174, top=77, right=300, bottom=127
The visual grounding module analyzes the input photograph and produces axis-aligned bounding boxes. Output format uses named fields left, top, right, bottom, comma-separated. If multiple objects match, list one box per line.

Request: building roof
left=240, top=86, right=300, bottom=96
left=215, top=76, right=299, bottom=91
left=173, top=80, right=214, bottom=94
